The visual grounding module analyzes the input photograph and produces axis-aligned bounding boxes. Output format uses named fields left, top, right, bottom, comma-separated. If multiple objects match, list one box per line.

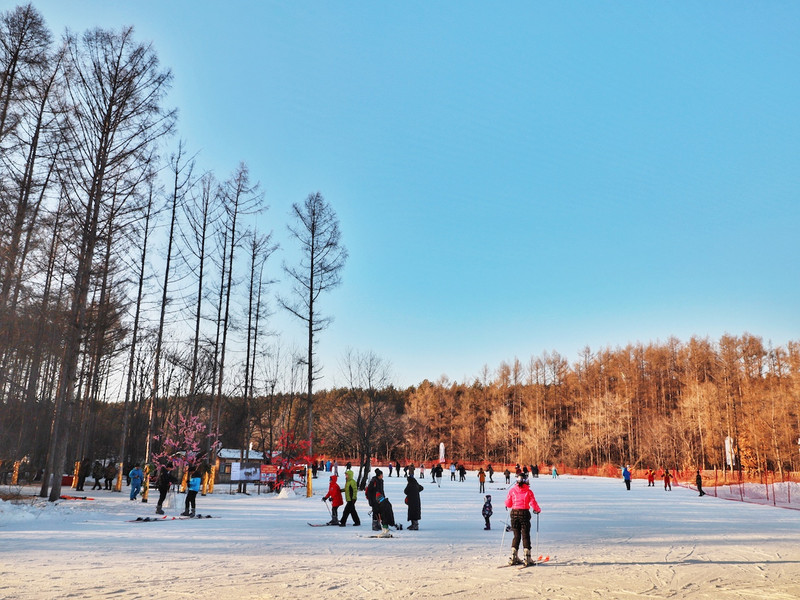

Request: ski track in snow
left=2, top=473, right=800, bottom=599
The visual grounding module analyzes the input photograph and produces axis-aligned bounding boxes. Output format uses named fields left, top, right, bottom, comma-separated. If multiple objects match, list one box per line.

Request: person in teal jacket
left=182, top=467, right=201, bottom=516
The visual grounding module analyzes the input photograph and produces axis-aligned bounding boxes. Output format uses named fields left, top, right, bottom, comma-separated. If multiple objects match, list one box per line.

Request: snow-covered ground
left=2, top=471, right=799, bottom=599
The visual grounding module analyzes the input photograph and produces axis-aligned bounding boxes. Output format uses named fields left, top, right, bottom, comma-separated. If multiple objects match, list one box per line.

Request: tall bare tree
left=41, top=26, right=174, bottom=501
left=280, top=192, right=347, bottom=454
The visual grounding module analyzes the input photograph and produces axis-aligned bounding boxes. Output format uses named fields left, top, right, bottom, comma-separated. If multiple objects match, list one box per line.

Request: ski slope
left=2, top=470, right=799, bottom=599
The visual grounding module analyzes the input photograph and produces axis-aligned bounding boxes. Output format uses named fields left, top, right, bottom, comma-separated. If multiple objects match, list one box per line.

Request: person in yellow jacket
left=339, top=470, right=361, bottom=526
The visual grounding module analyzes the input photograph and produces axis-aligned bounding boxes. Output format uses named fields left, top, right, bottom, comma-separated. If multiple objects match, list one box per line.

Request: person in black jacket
left=365, top=469, right=384, bottom=531
left=404, top=468, right=424, bottom=530
left=155, top=462, right=177, bottom=515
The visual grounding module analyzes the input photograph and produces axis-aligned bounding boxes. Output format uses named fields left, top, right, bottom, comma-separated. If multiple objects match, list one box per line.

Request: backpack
left=365, top=477, right=377, bottom=504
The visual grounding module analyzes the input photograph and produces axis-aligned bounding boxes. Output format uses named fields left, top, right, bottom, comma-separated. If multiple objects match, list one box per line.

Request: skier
left=339, top=470, right=360, bottom=526
left=322, top=474, right=344, bottom=525
left=155, top=462, right=177, bottom=515
left=695, top=470, right=705, bottom=497
left=366, top=468, right=385, bottom=531
left=482, top=494, right=493, bottom=530
left=404, top=469, right=424, bottom=530
left=128, top=464, right=144, bottom=500
left=504, top=473, right=542, bottom=566
left=622, top=465, right=632, bottom=491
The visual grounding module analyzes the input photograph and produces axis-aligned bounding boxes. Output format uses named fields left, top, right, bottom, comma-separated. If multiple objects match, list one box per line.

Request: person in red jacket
left=504, top=473, right=541, bottom=566
left=322, top=475, right=344, bottom=525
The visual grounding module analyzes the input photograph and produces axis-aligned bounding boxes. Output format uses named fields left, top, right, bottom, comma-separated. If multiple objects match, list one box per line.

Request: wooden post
left=12, top=461, right=20, bottom=485
left=306, top=467, right=312, bottom=497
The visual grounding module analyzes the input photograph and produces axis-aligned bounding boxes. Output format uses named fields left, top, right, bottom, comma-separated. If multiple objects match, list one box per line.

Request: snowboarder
left=622, top=465, right=632, bottom=491
left=404, top=470, right=423, bottom=530
left=366, top=468, right=385, bottom=531
left=504, top=473, right=542, bottom=566
left=128, top=464, right=144, bottom=500
left=322, top=474, right=344, bottom=525
left=695, top=470, right=705, bottom=496
left=155, top=462, right=177, bottom=515
left=482, top=494, right=493, bottom=530
left=339, top=470, right=360, bottom=526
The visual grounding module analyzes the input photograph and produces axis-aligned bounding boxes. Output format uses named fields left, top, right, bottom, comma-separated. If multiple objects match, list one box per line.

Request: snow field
left=1, top=470, right=799, bottom=599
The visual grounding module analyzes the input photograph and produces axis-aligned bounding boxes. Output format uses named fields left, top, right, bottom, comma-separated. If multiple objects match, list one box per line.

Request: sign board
left=261, top=464, right=278, bottom=483
left=231, top=462, right=261, bottom=482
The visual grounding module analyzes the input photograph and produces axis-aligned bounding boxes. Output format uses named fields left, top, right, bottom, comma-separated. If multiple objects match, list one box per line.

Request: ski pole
left=534, top=512, right=539, bottom=560
left=500, top=517, right=509, bottom=550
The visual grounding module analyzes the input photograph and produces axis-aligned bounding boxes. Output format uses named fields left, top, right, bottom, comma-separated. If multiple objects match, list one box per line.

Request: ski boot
left=524, top=550, right=535, bottom=566
left=180, top=511, right=190, bottom=516
left=372, top=519, right=381, bottom=531
left=156, top=507, right=164, bottom=515
left=408, top=520, right=418, bottom=530
left=508, top=549, right=522, bottom=566
left=378, top=526, right=392, bottom=538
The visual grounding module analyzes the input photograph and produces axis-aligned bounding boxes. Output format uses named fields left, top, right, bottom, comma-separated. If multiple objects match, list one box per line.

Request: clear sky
left=27, top=2, right=800, bottom=389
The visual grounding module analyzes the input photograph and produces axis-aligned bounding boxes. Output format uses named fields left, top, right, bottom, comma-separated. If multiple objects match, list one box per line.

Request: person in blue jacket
left=622, top=465, right=632, bottom=491
left=129, top=464, right=144, bottom=500
left=182, top=467, right=202, bottom=516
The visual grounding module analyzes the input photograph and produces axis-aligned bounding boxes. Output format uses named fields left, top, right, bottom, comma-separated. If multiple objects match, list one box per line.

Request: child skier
left=322, top=474, right=344, bottom=525
left=482, top=494, right=493, bottom=530
left=504, top=474, right=541, bottom=566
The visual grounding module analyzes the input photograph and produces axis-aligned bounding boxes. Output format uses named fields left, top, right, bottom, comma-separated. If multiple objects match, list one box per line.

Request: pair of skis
left=498, top=555, right=550, bottom=569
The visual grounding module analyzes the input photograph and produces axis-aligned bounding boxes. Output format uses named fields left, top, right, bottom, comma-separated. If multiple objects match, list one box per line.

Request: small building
left=216, top=448, right=267, bottom=484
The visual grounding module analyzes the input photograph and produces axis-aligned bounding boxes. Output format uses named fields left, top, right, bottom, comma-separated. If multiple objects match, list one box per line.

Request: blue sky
left=29, top=2, right=800, bottom=388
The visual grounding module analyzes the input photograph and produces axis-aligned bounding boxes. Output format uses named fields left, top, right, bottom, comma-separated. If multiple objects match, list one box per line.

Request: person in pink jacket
left=322, top=475, right=344, bottom=525
left=504, top=473, right=541, bottom=565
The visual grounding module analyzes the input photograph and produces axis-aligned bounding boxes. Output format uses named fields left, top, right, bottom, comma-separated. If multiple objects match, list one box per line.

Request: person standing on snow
left=695, top=470, right=705, bottom=497
left=366, top=468, right=385, bottom=531
left=182, top=467, right=201, bottom=516
left=404, top=469, right=424, bottom=530
left=339, top=470, right=360, bottom=526
left=663, top=469, right=673, bottom=491
left=482, top=494, right=493, bottom=530
left=129, top=464, right=144, bottom=500
left=155, top=462, right=177, bottom=515
left=322, top=474, right=344, bottom=525
left=622, top=465, right=632, bottom=491
left=478, top=468, right=486, bottom=493
left=504, top=473, right=542, bottom=566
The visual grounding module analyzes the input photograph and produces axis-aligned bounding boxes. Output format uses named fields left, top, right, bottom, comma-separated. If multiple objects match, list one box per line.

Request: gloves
left=533, top=509, right=541, bottom=514
left=321, top=497, right=327, bottom=502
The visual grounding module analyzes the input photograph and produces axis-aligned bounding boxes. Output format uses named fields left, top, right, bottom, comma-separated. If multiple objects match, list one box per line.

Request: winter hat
left=375, top=468, right=383, bottom=476
left=485, top=495, right=491, bottom=501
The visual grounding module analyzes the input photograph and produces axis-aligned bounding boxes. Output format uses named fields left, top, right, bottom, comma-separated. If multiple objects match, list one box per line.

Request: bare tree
left=279, top=192, right=347, bottom=454
left=41, top=26, right=175, bottom=501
